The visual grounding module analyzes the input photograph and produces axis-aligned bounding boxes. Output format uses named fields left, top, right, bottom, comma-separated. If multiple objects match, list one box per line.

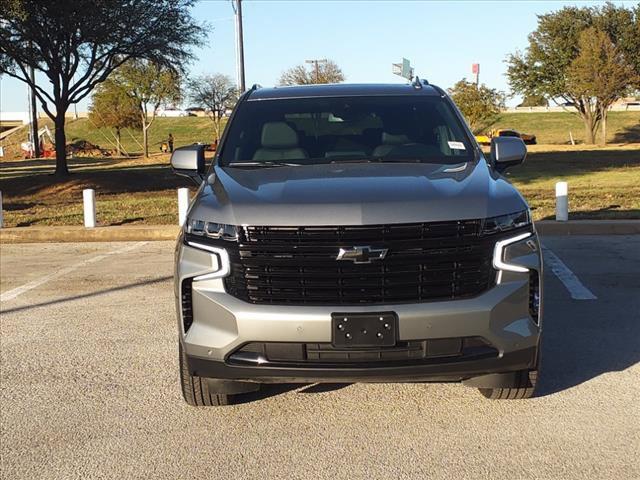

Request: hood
left=188, top=159, right=527, bottom=226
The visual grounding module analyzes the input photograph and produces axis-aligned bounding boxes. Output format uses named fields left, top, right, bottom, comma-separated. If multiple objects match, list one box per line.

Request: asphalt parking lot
left=1, top=236, right=639, bottom=479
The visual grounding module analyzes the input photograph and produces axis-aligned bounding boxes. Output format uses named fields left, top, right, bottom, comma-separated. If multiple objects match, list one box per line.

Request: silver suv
left=172, top=82, right=543, bottom=406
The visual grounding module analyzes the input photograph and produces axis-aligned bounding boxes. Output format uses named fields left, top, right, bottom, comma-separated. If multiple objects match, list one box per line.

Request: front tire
left=179, top=343, right=230, bottom=407
left=478, top=369, right=538, bottom=400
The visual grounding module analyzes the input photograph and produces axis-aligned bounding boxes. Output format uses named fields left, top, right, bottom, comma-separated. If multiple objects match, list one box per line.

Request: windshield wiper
left=330, top=157, right=423, bottom=164
left=227, top=161, right=303, bottom=168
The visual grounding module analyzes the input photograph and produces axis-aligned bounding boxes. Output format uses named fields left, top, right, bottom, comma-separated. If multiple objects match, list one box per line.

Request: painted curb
left=1, top=220, right=639, bottom=243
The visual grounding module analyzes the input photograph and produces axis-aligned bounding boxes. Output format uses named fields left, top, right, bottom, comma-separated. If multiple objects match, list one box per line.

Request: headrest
left=261, top=122, right=299, bottom=148
left=382, top=132, right=409, bottom=145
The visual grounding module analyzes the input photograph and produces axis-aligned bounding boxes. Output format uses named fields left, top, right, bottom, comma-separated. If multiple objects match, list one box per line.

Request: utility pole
left=305, top=59, right=327, bottom=83
left=233, top=0, right=246, bottom=92
left=28, top=48, right=40, bottom=158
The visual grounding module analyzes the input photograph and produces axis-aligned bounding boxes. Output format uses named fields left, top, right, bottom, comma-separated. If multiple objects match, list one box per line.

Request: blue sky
left=0, top=0, right=629, bottom=113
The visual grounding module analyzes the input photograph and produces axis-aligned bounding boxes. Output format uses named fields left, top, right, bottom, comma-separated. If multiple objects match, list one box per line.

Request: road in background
left=1, top=237, right=639, bottom=479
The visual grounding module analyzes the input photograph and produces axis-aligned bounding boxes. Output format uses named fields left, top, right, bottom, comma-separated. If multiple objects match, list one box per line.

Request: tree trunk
left=584, top=124, right=595, bottom=144
left=54, top=113, right=69, bottom=176
left=601, top=112, right=607, bottom=145
left=143, top=125, right=149, bottom=158
left=581, top=112, right=598, bottom=145
left=116, top=127, right=122, bottom=156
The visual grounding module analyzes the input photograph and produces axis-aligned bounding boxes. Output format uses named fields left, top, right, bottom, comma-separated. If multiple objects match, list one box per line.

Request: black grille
left=181, top=278, right=194, bottom=332
left=221, top=220, right=498, bottom=305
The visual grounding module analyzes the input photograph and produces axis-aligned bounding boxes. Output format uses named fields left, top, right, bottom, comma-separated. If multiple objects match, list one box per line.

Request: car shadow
left=535, top=270, right=640, bottom=397
left=231, top=383, right=352, bottom=405
left=231, top=384, right=301, bottom=405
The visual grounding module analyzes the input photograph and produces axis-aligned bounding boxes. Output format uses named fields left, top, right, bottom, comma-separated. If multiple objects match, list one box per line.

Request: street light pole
left=233, top=0, right=246, bottom=92
left=28, top=47, right=40, bottom=158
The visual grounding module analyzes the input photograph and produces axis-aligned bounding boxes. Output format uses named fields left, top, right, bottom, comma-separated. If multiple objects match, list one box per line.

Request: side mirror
left=171, top=144, right=206, bottom=184
left=490, top=136, right=526, bottom=173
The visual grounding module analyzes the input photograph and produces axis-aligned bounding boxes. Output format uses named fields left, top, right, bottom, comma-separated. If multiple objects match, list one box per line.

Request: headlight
left=485, top=210, right=533, bottom=274
left=186, top=218, right=239, bottom=242
left=482, top=210, right=530, bottom=235
left=183, top=218, right=235, bottom=279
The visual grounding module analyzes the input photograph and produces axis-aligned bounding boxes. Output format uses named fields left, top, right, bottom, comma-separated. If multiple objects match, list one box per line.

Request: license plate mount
left=331, top=312, right=398, bottom=348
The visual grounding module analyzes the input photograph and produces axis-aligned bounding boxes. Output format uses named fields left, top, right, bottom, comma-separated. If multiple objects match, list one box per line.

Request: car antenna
left=412, top=76, right=429, bottom=89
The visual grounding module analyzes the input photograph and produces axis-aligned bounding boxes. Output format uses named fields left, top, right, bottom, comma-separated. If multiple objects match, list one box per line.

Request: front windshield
left=219, top=95, right=474, bottom=166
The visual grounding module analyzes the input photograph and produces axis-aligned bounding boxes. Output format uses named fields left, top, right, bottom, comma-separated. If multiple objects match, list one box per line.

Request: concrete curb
left=534, top=220, right=640, bottom=236
left=1, top=220, right=639, bottom=243
left=0, top=225, right=180, bottom=243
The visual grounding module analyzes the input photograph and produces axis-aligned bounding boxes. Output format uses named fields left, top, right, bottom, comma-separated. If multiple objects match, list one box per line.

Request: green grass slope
left=489, top=111, right=639, bottom=144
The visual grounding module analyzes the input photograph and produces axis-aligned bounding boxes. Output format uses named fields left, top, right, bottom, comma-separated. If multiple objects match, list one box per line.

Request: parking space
left=1, top=236, right=638, bottom=479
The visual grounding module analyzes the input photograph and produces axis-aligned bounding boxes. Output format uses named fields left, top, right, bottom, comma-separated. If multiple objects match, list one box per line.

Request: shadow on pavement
left=298, top=383, right=351, bottom=394
left=1, top=275, right=173, bottom=315
left=232, top=384, right=301, bottom=405
left=535, top=271, right=640, bottom=396
left=232, top=383, right=352, bottom=405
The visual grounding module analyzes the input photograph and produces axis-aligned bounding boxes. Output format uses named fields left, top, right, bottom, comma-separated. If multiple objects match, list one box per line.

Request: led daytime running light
left=493, top=232, right=532, bottom=273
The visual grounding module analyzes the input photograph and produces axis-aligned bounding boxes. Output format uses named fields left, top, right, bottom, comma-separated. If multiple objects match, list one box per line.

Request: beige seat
left=372, top=132, right=410, bottom=157
left=252, top=122, right=309, bottom=161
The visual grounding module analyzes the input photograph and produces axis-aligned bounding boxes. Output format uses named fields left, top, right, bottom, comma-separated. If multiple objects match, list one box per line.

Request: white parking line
left=542, top=246, right=597, bottom=300
left=0, top=242, right=148, bottom=303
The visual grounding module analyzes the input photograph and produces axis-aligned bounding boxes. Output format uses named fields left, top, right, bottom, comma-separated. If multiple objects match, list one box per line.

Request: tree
left=0, top=0, right=204, bottom=176
left=567, top=27, right=636, bottom=144
left=88, top=78, right=141, bottom=156
left=278, top=60, right=345, bottom=85
left=448, top=79, right=506, bottom=134
left=187, top=74, right=238, bottom=140
left=506, top=4, right=640, bottom=144
left=111, top=60, right=182, bottom=158
left=518, top=94, right=549, bottom=107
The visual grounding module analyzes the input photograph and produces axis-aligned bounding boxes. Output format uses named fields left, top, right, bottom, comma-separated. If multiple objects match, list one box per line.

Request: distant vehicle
left=185, top=107, right=206, bottom=117
left=158, top=109, right=188, bottom=117
left=476, top=129, right=537, bottom=146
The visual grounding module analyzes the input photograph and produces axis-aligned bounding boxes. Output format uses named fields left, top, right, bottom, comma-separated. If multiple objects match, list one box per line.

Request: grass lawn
left=504, top=144, right=640, bottom=220
left=1, top=145, right=639, bottom=227
left=66, top=111, right=640, bottom=148
left=490, top=111, right=640, bottom=144
left=2, top=111, right=638, bottom=160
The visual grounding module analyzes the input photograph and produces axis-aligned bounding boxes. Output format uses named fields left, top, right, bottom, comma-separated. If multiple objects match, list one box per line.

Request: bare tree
left=0, top=0, right=204, bottom=175
left=187, top=74, right=238, bottom=140
left=278, top=60, right=345, bottom=86
left=111, top=60, right=182, bottom=158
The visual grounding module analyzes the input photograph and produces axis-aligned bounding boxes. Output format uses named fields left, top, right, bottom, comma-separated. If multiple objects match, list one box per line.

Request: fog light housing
left=529, top=270, right=540, bottom=325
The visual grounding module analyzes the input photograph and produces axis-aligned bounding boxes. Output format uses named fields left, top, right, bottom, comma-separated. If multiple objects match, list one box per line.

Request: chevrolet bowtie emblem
left=336, top=246, right=388, bottom=264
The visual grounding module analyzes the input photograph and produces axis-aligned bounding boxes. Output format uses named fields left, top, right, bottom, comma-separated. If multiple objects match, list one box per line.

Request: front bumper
left=175, top=231, right=543, bottom=383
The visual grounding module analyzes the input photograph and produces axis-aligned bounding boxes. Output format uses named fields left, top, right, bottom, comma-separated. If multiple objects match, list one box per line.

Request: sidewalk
left=1, top=220, right=639, bottom=243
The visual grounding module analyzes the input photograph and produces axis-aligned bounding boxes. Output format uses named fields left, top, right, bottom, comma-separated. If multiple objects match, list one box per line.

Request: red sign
left=472, top=63, right=480, bottom=74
